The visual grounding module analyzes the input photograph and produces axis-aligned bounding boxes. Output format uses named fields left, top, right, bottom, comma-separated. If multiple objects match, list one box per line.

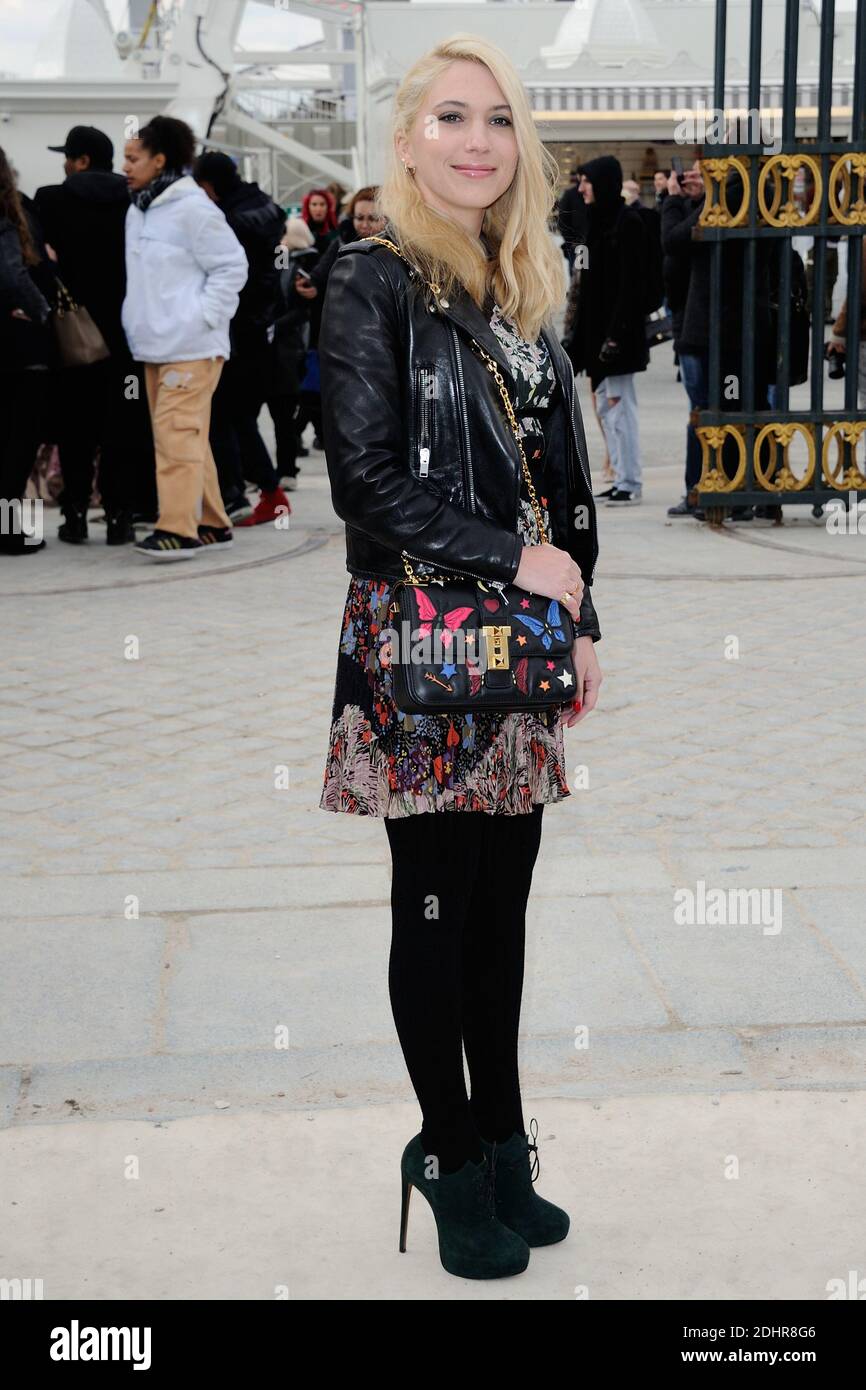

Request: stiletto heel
left=399, top=1172, right=412, bottom=1252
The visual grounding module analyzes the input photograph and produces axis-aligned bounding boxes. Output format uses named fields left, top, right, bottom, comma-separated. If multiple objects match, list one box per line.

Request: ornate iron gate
left=696, top=0, right=866, bottom=518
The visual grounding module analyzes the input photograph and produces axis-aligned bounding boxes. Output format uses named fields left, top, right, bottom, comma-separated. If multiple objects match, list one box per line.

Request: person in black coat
left=195, top=151, right=291, bottom=527
left=623, top=179, right=664, bottom=313
left=266, top=217, right=316, bottom=486
left=35, top=131, right=127, bottom=358
left=0, top=149, right=54, bottom=554
left=35, top=124, right=156, bottom=541
left=556, top=170, right=588, bottom=276
left=567, top=155, right=649, bottom=504
left=661, top=169, right=703, bottom=346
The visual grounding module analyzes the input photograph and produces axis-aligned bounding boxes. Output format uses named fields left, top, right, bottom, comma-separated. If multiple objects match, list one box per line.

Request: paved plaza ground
left=2, top=347, right=865, bottom=1300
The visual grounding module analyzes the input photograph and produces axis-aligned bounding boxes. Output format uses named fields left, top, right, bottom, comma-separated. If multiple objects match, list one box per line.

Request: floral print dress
left=319, top=303, right=571, bottom=817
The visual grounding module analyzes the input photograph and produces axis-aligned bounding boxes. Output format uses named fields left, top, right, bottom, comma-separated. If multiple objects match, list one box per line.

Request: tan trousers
left=144, top=359, right=231, bottom=539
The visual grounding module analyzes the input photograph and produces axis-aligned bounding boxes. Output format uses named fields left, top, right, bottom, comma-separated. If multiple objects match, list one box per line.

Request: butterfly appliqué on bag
left=512, top=599, right=568, bottom=650
left=414, top=588, right=473, bottom=644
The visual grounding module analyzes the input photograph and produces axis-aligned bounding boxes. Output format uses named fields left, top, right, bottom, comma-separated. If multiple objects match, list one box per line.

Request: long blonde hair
left=378, top=33, right=563, bottom=341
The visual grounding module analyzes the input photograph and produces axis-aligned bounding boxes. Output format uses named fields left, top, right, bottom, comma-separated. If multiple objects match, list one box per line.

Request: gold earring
left=403, top=162, right=416, bottom=176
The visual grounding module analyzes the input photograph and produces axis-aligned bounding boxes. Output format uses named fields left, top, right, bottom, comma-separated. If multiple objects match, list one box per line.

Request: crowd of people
left=3, top=122, right=861, bottom=558
left=0, top=117, right=384, bottom=557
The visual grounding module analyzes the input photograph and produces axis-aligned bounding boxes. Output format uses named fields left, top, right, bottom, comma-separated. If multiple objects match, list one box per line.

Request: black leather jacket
left=318, top=224, right=601, bottom=640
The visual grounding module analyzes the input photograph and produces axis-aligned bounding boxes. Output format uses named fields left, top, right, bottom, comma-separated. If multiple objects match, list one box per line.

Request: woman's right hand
left=513, top=544, right=584, bottom=622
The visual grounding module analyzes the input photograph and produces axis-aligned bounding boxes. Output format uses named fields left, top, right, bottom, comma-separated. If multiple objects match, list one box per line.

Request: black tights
left=384, top=806, right=544, bottom=1173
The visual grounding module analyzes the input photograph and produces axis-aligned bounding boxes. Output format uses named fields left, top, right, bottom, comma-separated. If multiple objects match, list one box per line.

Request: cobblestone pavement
left=2, top=352, right=865, bottom=1299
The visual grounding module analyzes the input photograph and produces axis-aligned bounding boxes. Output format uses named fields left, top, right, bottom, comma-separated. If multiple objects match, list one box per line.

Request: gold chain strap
left=472, top=343, right=548, bottom=547
left=361, top=235, right=548, bottom=585
left=53, top=277, right=78, bottom=318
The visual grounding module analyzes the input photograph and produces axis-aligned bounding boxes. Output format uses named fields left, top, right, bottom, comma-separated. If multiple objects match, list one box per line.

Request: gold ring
left=562, top=591, right=573, bottom=602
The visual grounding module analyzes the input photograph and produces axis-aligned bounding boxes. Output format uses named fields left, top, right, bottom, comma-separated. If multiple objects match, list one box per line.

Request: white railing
left=524, top=80, right=854, bottom=113
left=234, top=91, right=349, bottom=123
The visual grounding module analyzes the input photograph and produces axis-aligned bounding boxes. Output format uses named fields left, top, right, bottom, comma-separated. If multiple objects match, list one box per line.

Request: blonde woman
left=318, top=34, right=602, bottom=1281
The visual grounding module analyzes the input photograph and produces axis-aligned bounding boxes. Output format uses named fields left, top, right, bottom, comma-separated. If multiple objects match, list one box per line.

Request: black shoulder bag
left=363, top=235, right=580, bottom=716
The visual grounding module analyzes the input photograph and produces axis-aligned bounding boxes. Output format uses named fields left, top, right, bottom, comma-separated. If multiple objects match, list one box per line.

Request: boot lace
left=492, top=1117, right=540, bottom=1182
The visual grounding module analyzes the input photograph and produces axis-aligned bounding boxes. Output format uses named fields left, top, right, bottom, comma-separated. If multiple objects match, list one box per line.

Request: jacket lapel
left=376, top=221, right=517, bottom=389
left=433, top=283, right=517, bottom=392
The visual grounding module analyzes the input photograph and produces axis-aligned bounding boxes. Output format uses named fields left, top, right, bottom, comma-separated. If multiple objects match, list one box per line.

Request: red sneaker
left=235, top=487, right=292, bottom=527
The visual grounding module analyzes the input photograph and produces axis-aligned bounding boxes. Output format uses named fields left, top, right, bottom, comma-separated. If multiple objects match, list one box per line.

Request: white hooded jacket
left=122, top=175, right=248, bottom=363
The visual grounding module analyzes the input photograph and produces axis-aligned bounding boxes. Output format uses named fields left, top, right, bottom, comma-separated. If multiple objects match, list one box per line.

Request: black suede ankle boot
left=399, top=1134, right=530, bottom=1279
left=479, top=1118, right=570, bottom=1247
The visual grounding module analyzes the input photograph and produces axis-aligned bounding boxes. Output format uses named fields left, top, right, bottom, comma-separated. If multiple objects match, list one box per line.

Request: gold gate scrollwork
left=698, top=157, right=752, bottom=228
left=757, top=153, right=823, bottom=227
left=822, top=421, right=866, bottom=489
left=753, top=422, right=816, bottom=491
left=828, top=153, right=866, bottom=226
left=697, top=424, right=748, bottom=491
left=697, top=153, right=840, bottom=229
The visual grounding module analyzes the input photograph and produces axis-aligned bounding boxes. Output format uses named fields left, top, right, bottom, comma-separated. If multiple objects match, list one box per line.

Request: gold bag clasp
left=481, top=624, right=511, bottom=670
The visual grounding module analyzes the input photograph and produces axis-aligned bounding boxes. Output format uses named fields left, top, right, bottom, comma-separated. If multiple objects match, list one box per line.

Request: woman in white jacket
left=122, top=116, right=248, bottom=559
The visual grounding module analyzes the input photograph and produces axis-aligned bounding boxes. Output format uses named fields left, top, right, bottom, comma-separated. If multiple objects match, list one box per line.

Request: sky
left=0, top=0, right=322, bottom=79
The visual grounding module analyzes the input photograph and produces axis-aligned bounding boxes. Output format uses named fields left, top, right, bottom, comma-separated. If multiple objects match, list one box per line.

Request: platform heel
left=398, top=1134, right=530, bottom=1279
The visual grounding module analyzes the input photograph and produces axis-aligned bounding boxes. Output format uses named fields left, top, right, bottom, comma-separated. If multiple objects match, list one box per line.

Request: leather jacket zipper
left=400, top=547, right=509, bottom=596
left=447, top=324, right=475, bottom=512
left=416, top=365, right=434, bottom=478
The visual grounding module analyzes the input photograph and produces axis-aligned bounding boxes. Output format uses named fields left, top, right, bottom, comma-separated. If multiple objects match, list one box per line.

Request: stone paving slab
left=0, top=915, right=165, bottom=1062
left=7, top=1023, right=866, bottom=1133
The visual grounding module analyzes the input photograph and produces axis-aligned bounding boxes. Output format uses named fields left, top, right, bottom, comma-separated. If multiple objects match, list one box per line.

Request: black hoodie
left=567, top=155, right=650, bottom=388
left=34, top=170, right=130, bottom=357
left=217, top=180, right=286, bottom=344
left=582, top=155, right=625, bottom=230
